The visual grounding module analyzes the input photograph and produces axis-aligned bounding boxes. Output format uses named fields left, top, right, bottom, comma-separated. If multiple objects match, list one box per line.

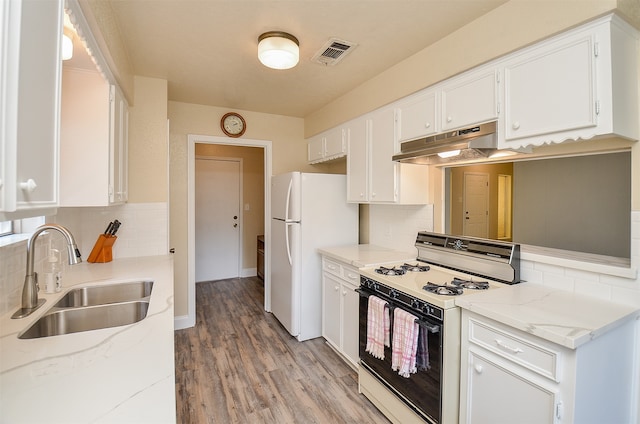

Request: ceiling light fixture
left=62, top=28, right=73, bottom=60
left=258, top=31, right=299, bottom=70
left=437, top=150, right=461, bottom=159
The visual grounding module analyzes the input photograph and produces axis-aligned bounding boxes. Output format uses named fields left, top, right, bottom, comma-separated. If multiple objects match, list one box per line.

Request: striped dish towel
left=365, top=295, right=390, bottom=360
left=391, top=308, right=420, bottom=378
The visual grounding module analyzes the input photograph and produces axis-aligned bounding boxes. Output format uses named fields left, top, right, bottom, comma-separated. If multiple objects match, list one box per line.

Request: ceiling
left=75, top=0, right=509, bottom=118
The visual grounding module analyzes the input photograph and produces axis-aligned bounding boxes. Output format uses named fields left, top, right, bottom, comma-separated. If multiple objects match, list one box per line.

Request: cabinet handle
left=495, top=339, right=523, bottom=354
left=360, top=192, right=364, bottom=197
left=342, top=290, right=347, bottom=296
left=447, top=116, right=452, bottom=123
left=328, top=264, right=338, bottom=270
left=371, top=192, right=376, bottom=198
left=346, top=273, right=358, bottom=280
left=512, top=121, right=520, bottom=130
left=334, top=285, right=339, bottom=291
left=19, top=179, right=37, bottom=193
left=425, top=122, right=431, bottom=128
left=474, top=364, right=483, bottom=374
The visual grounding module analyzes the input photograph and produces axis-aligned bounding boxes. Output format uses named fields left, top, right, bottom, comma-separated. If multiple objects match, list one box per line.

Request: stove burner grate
left=422, top=282, right=464, bottom=296
left=375, top=266, right=406, bottom=276
left=451, top=277, right=489, bottom=290
left=401, top=263, right=430, bottom=272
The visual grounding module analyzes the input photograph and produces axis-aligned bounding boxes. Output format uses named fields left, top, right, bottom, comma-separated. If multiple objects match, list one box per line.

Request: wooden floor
left=174, top=277, right=390, bottom=424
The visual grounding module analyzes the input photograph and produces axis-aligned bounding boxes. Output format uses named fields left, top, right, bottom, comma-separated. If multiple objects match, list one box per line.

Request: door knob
left=233, top=216, right=238, bottom=219
left=233, top=223, right=238, bottom=228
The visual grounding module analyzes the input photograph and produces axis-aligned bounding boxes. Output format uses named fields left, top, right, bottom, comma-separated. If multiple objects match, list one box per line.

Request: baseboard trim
left=174, top=314, right=195, bottom=330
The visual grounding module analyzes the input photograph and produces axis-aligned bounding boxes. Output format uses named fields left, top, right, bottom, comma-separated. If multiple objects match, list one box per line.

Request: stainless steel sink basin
left=18, top=280, right=154, bottom=339
left=53, top=280, right=153, bottom=308
left=19, top=301, right=150, bottom=339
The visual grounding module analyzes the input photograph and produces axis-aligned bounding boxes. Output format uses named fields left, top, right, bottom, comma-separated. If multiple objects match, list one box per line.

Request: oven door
left=358, top=286, right=443, bottom=424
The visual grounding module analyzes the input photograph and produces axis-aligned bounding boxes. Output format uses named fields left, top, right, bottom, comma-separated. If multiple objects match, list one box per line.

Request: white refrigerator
left=270, top=172, right=358, bottom=341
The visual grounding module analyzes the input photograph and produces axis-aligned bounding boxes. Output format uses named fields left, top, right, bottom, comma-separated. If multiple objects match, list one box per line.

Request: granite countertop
left=318, top=244, right=417, bottom=268
left=0, top=255, right=175, bottom=423
left=455, top=282, right=640, bottom=349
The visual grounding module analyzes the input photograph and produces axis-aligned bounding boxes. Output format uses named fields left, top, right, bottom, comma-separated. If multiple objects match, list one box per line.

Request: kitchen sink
left=53, top=280, right=153, bottom=308
left=19, top=300, right=150, bottom=339
left=18, top=280, right=154, bottom=339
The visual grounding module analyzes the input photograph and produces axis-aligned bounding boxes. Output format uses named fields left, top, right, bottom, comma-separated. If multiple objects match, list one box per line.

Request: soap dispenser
left=44, top=248, right=62, bottom=294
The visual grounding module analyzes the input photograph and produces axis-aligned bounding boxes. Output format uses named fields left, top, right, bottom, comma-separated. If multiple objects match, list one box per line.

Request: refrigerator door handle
left=285, top=178, right=293, bottom=221
left=285, top=222, right=294, bottom=265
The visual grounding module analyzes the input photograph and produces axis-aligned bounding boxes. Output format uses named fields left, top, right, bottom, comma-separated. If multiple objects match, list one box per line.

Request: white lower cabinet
left=460, top=310, right=636, bottom=424
left=321, top=257, right=360, bottom=368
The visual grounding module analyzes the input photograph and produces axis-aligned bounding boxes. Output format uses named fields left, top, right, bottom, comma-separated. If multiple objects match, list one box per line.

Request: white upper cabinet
left=0, top=0, right=63, bottom=215
left=307, top=126, right=347, bottom=164
left=441, top=68, right=499, bottom=131
left=60, top=68, right=128, bottom=207
left=346, top=107, right=428, bottom=204
left=395, top=89, right=438, bottom=143
left=346, top=117, right=368, bottom=203
left=500, top=14, right=638, bottom=149
left=369, top=107, right=398, bottom=202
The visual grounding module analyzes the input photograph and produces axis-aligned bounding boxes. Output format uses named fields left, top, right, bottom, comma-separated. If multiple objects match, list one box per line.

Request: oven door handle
left=415, top=319, right=440, bottom=334
left=356, top=288, right=371, bottom=298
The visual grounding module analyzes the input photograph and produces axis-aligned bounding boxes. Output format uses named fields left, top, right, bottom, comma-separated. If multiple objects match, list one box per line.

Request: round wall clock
left=221, top=112, right=246, bottom=137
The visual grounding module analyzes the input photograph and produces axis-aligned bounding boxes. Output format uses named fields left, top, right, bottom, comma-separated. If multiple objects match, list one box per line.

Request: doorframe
left=194, top=155, right=243, bottom=281
left=186, top=135, right=272, bottom=328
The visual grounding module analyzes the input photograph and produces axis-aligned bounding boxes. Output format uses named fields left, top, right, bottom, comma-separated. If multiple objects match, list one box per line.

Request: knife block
left=87, top=234, right=117, bottom=263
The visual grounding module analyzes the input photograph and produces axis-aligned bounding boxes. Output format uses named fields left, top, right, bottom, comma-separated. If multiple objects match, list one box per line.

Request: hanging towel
left=416, top=326, right=430, bottom=371
left=391, top=308, right=420, bottom=378
left=366, top=295, right=390, bottom=360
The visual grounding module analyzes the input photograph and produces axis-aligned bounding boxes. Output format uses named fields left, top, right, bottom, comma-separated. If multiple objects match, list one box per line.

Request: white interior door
left=463, top=172, right=489, bottom=238
left=195, top=158, right=241, bottom=282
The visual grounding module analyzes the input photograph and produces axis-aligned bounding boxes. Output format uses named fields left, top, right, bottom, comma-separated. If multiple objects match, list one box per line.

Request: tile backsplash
left=0, top=202, right=168, bottom=316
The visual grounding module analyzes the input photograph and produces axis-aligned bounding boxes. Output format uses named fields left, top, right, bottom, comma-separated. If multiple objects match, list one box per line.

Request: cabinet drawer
left=323, top=258, right=342, bottom=277
left=468, top=317, right=560, bottom=382
left=341, top=265, right=360, bottom=285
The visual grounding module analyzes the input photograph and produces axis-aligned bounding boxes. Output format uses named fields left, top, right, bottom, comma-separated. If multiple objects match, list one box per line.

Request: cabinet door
left=369, top=108, right=397, bottom=202
left=342, top=281, right=360, bottom=366
left=463, top=350, right=559, bottom=424
left=396, top=90, right=437, bottom=143
left=322, top=273, right=342, bottom=349
left=441, top=69, right=498, bottom=131
left=60, top=68, right=110, bottom=206
left=110, top=85, right=128, bottom=204
left=346, top=117, right=368, bottom=203
left=2, top=0, right=63, bottom=212
left=324, top=127, right=346, bottom=159
left=307, top=134, right=325, bottom=163
left=503, top=34, right=596, bottom=144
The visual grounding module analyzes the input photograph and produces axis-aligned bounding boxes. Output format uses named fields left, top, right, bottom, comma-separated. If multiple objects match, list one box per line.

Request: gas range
left=357, top=232, right=521, bottom=424
left=359, top=262, right=505, bottom=310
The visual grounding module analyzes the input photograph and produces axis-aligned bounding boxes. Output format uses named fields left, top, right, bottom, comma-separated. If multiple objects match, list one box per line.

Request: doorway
left=185, top=135, right=272, bottom=329
left=195, top=157, right=241, bottom=281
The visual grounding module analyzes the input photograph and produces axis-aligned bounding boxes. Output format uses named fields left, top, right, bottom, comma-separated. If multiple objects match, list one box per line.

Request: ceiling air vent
left=311, top=38, right=357, bottom=66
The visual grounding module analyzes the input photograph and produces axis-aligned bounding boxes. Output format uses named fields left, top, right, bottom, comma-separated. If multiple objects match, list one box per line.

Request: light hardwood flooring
left=174, top=277, right=390, bottom=423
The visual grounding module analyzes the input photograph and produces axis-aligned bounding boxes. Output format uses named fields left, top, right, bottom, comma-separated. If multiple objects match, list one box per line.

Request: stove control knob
left=411, top=299, right=420, bottom=309
left=389, top=289, right=398, bottom=299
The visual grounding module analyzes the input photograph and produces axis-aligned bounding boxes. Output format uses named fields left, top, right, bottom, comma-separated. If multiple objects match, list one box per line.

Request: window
left=0, top=216, right=46, bottom=237
left=0, top=221, right=12, bottom=236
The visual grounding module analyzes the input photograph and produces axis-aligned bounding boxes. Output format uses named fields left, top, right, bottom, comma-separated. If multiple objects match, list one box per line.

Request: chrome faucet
left=11, top=224, right=82, bottom=319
